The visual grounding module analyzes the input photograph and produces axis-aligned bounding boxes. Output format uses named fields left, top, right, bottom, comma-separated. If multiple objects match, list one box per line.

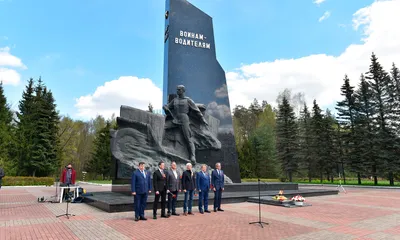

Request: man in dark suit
left=152, top=161, right=169, bottom=219
left=181, top=162, right=196, bottom=216
left=167, top=161, right=181, bottom=216
left=196, top=164, right=211, bottom=214
left=211, top=162, right=224, bottom=212
left=131, top=162, right=152, bottom=221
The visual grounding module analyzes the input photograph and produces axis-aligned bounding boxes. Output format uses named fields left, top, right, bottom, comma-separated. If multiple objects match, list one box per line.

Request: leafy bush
left=1, top=176, right=54, bottom=186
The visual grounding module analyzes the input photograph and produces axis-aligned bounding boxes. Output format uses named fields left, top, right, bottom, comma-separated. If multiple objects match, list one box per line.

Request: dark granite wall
left=163, top=0, right=241, bottom=182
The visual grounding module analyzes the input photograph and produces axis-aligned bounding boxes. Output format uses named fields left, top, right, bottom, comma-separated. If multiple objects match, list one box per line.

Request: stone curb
left=2, top=185, right=49, bottom=188
left=78, top=181, right=112, bottom=186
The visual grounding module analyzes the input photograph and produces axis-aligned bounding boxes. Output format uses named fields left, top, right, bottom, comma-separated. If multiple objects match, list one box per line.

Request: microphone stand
left=56, top=184, right=75, bottom=219
left=249, top=179, right=269, bottom=228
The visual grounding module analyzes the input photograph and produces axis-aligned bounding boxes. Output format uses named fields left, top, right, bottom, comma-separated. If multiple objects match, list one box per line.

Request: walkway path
left=0, top=184, right=399, bottom=240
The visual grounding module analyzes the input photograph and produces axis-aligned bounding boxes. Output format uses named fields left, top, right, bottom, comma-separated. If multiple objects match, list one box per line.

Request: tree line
left=234, top=53, right=400, bottom=185
left=0, top=78, right=115, bottom=180
left=1, top=53, right=399, bottom=185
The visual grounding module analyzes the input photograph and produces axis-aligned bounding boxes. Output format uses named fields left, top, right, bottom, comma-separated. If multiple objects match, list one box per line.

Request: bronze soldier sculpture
left=163, top=85, right=208, bottom=164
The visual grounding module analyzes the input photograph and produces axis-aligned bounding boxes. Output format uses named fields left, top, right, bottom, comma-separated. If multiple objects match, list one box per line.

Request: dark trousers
left=198, top=189, right=209, bottom=212
left=134, top=193, right=148, bottom=218
left=214, top=189, right=222, bottom=210
left=167, top=191, right=178, bottom=214
left=153, top=190, right=167, bottom=216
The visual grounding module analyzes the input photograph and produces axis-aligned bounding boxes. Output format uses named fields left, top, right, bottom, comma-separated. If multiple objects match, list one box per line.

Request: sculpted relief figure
left=163, top=85, right=209, bottom=164
left=111, top=85, right=228, bottom=182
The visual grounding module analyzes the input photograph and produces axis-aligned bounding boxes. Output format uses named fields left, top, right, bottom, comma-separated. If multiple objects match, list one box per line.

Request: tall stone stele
left=163, top=0, right=241, bottom=182
left=110, top=0, right=241, bottom=193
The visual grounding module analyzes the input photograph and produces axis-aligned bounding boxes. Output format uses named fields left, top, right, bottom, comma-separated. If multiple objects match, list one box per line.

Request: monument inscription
left=174, top=30, right=211, bottom=49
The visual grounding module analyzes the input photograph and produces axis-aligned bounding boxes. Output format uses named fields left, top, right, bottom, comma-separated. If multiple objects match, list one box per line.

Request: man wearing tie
left=211, top=162, right=224, bottom=212
left=131, top=162, right=152, bottom=221
left=167, top=161, right=181, bottom=216
left=196, top=164, right=211, bottom=214
left=152, top=161, right=169, bottom=219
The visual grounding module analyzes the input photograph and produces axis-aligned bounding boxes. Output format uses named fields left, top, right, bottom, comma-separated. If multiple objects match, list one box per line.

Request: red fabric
left=60, top=168, right=76, bottom=184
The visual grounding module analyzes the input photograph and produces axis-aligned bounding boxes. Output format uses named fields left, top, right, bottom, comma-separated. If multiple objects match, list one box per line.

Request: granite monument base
left=85, top=182, right=338, bottom=213
left=247, top=196, right=313, bottom=208
left=111, top=181, right=298, bottom=195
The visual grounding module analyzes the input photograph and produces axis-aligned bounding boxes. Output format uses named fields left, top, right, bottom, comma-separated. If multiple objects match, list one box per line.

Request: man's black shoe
left=161, top=215, right=170, bottom=218
left=172, top=213, right=180, bottom=216
left=139, top=217, right=147, bottom=221
left=218, top=208, right=224, bottom=212
left=205, top=210, right=211, bottom=213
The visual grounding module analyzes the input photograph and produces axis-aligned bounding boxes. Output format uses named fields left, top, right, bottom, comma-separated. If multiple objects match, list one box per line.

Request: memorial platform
left=84, top=182, right=338, bottom=212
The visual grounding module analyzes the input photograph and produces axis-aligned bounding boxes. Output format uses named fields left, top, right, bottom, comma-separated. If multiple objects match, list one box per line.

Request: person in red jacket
left=60, top=163, right=76, bottom=185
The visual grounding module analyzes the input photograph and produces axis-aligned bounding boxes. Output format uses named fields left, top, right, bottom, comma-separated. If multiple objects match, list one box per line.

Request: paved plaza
left=0, top=184, right=399, bottom=240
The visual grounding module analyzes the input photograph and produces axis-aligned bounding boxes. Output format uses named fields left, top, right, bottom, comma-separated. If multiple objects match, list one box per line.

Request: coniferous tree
left=354, top=74, right=377, bottom=184
left=276, top=95, right=297, bottom=181
left=16, top=78, right=36, bottom=175
left=0, top=82, right=14, bottom=170
left=297, top=104, right=314, bottom=182
left=322, top=109, right=339, bottom=182
left=310, top=100, right=325, bottom=183
left=365, top=53, right=398, bottom=185
left=390, top=63, right=400, bottom=101
left=387, top=63, right=400, bottom=184
left=335, top=122, right=346, bottom=183
left=16, top=78, right=60, bottom=176
left=335, top=75, right=362, bottom=183
left=30, top=79, right=48, bottom=176
left=43, top=87, right=60, bottom=174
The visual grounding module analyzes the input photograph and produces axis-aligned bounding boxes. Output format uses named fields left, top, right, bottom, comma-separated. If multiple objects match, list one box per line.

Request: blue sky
left=2, top=0, right=397, bottom=120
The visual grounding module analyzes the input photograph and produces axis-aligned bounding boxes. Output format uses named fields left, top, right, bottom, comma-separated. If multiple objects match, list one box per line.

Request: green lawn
left=296, top=179, right=400, bottom=186
left=241, top=178, right=400, bottom=187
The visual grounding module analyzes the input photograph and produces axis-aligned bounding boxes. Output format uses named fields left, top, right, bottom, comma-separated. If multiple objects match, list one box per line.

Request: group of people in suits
left=131, top=160, right=225, bottom=221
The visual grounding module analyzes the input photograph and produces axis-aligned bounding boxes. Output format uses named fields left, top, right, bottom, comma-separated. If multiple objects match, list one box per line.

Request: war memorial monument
left=110, top=0, right=240, bottom=184
left=85, top=0, right=338, bottom=212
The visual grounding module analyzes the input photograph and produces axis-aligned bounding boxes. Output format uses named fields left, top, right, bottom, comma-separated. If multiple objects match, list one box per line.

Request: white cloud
left=74, top=76, right=162, bottom=119
left=226, top=0, right=400, bottom=111
left=0, top=68, right=20, bottom=86
left=319, top=11, right=331, bottom=22
left=0, top=46, right=26, bottom=85
left=0, top=47, right=26, bottom=68
left=314, top=0, right=326, bottom=5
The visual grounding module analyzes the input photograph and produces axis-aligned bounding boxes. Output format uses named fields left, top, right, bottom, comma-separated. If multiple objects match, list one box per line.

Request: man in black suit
left=181, top=162, right=196, bottom=216
left=153, top=161, right=170, bottom=219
